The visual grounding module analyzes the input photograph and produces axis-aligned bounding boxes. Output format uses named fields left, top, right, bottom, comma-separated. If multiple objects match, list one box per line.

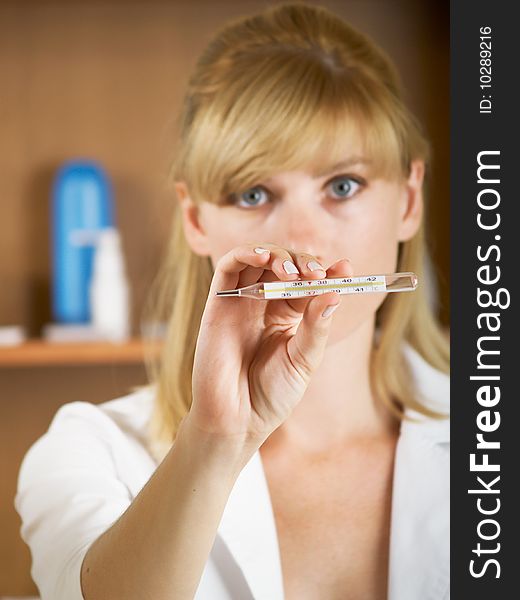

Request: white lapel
left=217, top=451, right=285, bottom=600
left=388, top=345, right=450, bottom=600
left=216, top=345, right=449, bottom=600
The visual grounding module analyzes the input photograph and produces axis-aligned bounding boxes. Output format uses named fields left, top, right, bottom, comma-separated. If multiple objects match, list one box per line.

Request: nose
left=274, top=202, right=327, bottom=262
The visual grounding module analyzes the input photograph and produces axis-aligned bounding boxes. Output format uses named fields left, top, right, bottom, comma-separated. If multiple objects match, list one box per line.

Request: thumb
left=286, top=292, right=341, bottom=379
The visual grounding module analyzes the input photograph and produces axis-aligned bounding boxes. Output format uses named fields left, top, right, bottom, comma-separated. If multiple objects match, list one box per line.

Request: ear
left=174, top=181, right=211, bottom=256
left=397, top=159, right=425, bottom=241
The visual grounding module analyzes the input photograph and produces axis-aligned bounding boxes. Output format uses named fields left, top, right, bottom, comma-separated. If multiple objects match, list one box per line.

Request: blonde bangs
left=147, top=3, right=448, bottom=455
left=178, top=51, right=408, bottom=204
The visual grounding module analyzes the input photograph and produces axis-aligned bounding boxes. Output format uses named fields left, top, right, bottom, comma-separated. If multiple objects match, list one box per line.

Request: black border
left=451, top=0, right=518, bottom=595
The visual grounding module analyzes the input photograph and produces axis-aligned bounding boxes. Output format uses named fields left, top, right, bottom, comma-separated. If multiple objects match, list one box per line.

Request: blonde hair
left=144, top=2, right=449, bottom=460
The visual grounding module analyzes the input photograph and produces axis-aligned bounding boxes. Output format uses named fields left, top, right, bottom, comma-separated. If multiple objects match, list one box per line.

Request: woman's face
left=178, top=149, right=424, bottom=343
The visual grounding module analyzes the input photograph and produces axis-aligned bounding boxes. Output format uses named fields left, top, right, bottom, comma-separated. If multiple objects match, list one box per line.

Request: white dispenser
left=89, top=228, right=130, bottom=342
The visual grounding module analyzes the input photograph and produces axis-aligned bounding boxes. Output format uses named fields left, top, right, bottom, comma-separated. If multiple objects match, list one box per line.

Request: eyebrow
left=313, top=157, right=371, bottom=179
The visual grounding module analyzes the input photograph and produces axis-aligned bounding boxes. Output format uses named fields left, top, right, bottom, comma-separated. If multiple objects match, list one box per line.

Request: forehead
left=311, top=155, right=372, bottom=178
left=185, top=92, right=404, bottom=204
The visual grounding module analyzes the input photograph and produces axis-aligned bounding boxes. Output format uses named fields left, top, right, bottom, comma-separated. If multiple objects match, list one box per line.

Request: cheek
left=363, top=231, right=400, bottom=271
left=325, top=205, right=401, bottom=341
left=204, top=215, right=251, bottom=265
left=334, top=209, right=400, bottom=274
left=209, top=213, right=278, bottom=264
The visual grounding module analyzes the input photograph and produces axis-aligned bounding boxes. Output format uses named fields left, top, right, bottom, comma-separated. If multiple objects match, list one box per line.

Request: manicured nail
left=254, top=247, right=270, bottom=254
left=322, top=304, right=339, bottom=318
left=307, top=261, right=325, bottom=272
left=283, top=260, right=299, bottom=274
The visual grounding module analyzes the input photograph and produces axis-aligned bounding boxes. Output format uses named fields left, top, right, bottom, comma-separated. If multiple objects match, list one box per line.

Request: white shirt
left=15, top=344, right=449, bottom=600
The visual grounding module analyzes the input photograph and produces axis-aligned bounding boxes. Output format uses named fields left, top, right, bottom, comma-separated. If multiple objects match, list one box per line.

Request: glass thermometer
left=215, top=271, right=418, bottom=300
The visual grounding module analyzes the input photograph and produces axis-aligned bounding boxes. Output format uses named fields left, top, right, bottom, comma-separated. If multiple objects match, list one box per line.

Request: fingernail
left=283, top=260, right=299, bottom=274
left=254, top=247, right=270, bottom=254
left=322, top=304, right=339, bottom=318
left=307, top=260, right=325, bottom=272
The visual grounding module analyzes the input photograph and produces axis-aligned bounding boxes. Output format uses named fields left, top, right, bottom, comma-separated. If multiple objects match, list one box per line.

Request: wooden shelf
left=0, top=339, right=162, bottom=367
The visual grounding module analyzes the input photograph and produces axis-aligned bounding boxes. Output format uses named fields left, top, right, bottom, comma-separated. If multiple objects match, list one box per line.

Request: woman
left=16, top=3, right=449, bottom=599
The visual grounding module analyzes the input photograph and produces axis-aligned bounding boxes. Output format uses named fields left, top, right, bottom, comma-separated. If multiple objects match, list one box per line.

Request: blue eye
left=328, top=176, right=362, bottom=199
left=234, top=186, right=269, bottom=208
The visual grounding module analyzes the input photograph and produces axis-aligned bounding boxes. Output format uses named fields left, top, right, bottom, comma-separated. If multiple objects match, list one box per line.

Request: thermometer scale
left=216, top=272, right=418, bottom=300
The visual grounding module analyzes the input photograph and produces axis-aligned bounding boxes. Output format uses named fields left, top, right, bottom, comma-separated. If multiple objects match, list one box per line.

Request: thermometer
left=215, top=271, right=418, bottom=300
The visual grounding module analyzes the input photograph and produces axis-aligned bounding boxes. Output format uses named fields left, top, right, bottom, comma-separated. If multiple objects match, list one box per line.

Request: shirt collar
left=217, top=451, right=284, bottom=599
left=401, top=343, right=450, bottom=445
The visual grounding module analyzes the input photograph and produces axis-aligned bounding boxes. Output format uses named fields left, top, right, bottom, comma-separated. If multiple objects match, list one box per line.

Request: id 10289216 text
left=480, top=26, right=492, bottom=114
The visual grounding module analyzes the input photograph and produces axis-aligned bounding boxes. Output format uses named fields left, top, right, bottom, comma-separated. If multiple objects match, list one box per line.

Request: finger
left=209, top=244, right=272, bottom=297
left=282, top=257, right=353, bottom=315
left=258, top=243, right=303, bottom=281
left=214, top=243, right=307, bottom=293
left=289, top=252, right=327, bottom=280
left=236, top=263, right=267, bottom=289
left=286, top=291, right=341, bottom=380
left=326, top=258, right=354, bottom=279
left=237, top=246, right=348, bottom=291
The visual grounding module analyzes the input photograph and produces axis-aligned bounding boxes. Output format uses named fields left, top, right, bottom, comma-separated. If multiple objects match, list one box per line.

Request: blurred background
left=0, top=0, right=448, bottom=596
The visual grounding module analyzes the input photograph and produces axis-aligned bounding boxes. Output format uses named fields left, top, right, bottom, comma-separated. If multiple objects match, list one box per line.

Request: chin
left=323, top=294, right=383, bottom=346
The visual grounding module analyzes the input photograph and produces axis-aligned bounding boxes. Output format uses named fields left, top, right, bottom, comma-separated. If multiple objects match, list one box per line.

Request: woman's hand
left=184, top=243, right=353, bottom=449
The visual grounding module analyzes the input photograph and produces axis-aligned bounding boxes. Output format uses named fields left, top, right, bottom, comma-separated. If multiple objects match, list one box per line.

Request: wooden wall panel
left=1, top=365, right=148, bottom=595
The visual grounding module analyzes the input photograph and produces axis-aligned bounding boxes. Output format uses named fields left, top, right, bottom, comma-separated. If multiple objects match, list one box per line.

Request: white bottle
left=89, top=228, right=130, bottom=342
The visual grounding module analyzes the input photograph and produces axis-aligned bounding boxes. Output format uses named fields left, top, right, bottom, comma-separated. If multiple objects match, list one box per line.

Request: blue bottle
left=52, top=161, right=114, bottom=323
